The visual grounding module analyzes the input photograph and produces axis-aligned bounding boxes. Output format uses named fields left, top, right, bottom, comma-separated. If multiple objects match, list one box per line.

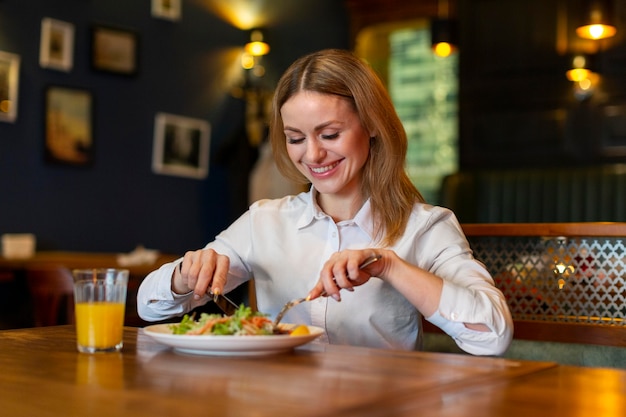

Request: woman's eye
left=321, top=132, right=339, bottom=140
left=287, top=137, right=305, bottom=144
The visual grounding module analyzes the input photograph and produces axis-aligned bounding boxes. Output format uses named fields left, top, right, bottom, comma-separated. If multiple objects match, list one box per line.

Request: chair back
left=25, top=265, right=75, bottom=326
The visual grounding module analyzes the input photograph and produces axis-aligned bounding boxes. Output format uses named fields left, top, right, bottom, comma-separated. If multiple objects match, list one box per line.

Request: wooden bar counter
left=1, top=325, right=625, bottom=416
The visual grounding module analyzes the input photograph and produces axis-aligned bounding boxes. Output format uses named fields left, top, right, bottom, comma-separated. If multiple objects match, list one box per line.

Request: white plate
left=143, top=323, right=324, bottom=356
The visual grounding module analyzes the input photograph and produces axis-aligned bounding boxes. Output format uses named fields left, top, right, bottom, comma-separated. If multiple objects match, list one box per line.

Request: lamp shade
left=431, top=18, right=458, bottom=57
left=245, top=29, right=270, bottom=56
left=576, top=0, right=617, bottom=39
left=566, top=55, right=591, bottom=81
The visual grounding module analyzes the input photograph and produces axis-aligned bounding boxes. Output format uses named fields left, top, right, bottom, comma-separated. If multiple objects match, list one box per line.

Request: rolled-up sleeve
left=412, top=207, right=514, bottom=356
left=426, top=280, right=513, bottom=355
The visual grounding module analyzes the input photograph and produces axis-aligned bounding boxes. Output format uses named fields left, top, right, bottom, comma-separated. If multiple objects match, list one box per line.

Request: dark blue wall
left=0, top=0, right=349, bottom=254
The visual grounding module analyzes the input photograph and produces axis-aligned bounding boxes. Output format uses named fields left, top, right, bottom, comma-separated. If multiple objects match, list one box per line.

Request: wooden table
left=2, top=326, right=624, bottom=416
left=0, top=251, right=180, bottom=279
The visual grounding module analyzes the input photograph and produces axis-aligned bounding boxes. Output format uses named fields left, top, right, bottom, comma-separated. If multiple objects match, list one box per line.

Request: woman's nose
left=305, top=139, right=326, bottom=162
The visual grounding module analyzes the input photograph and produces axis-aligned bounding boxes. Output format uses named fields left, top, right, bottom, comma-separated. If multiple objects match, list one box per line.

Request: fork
left=272, top=254, right=381, bottom=328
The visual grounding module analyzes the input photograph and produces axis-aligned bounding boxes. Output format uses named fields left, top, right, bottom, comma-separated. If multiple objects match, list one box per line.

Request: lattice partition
left=469, top=236, right=626, bottom=325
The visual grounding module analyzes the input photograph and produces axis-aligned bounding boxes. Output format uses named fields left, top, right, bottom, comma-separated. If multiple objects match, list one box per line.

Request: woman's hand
left=172, top=248, right=230, bottom=300
left=307, top=249, right=385, bottom=301
left=308, top=249, right=443, bottom=318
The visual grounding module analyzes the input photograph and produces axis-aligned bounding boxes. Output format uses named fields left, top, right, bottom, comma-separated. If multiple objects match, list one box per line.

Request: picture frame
left=151, top=0, right=182, bottom=21
left=39, top=18, right=75, bottom=72
left=45, top=86, right=93, bottom=166
left=0, top=50, right=20, bottom=123
left=152, top=113, right=210, bottom=179
left=91, top=25, right=138, bottom=75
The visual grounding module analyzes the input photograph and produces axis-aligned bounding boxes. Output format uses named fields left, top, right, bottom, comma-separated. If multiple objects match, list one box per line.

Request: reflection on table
left=1, top=325, right=625, bottom=416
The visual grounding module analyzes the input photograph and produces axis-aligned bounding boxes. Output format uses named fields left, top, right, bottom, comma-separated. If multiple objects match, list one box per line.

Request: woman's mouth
left=309, top=160, right=340, bottom=174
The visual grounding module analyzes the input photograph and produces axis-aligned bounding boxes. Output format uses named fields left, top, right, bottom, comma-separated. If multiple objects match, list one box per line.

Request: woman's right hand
left=172, top=248, right=230, bottom=300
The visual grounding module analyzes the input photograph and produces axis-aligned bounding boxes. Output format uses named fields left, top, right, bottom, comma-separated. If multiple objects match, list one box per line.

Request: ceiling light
left=576, top=0, right=617, bottom=40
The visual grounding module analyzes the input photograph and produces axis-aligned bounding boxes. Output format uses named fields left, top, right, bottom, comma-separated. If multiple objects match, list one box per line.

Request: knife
left=211, top=291, right=240, bottom=316
left=178, top=262, right=240, bottom=316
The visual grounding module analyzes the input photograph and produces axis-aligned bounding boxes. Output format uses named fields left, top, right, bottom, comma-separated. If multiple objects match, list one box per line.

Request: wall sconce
left=430, top=0, right=458, bottom=58
left=237, top=28, right=272, bottom=146
left=241, top=28, right=269, bottom=74
left=576, top=0, right=617, bottom=40
left=565, top=55, right=599, bottom=101
left=245, top=29, right=270, bottom=57
left=565, top=55, right=591, bottom=81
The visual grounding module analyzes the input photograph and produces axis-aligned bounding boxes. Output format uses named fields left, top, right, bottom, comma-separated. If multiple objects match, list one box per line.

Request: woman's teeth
left=311, top=161, right=339, bottom=174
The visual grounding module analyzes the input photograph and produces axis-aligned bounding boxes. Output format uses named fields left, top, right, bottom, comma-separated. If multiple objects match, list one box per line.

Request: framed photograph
left=151, top=0, right=182, bottom=21
left=45, top=86, right=93, bottom=166
left=91, top=25, right=138, bottom=75
left=39, top=18, right=74, bottom=72
left=152, top=113, right=210, bottom=179
left=0, top=50, right=20, bottom=123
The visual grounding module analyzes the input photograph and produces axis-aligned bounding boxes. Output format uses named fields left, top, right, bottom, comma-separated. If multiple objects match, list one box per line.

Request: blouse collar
left=296, top=186, right=375, bottom=240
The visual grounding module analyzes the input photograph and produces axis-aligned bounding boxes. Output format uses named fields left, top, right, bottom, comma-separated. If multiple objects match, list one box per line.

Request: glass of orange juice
left=72, top=268, right=128, bottom=353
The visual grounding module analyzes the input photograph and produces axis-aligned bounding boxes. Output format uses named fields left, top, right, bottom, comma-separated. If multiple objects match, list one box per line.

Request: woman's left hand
left=307, top=249, right=386, bottom=301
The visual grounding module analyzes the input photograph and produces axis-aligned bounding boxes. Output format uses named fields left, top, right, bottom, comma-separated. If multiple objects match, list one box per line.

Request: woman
left=138, top=49, right=513, bottom=355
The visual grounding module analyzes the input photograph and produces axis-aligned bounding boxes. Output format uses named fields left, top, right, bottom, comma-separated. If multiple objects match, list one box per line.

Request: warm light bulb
left=579, top=78, right=592, bottom=90
left=244, top=41, right=270, bottom=56
left=433, top=42, right=453, bottom=57
left=554, top=263, right=567, bottom=274
left=566, top=68, right=590, bottom=82
left=241, top=53, right=254, bottom=69
left=573, top=55, right=586, bottom=68
left=576, top=23, right=617, bottom=39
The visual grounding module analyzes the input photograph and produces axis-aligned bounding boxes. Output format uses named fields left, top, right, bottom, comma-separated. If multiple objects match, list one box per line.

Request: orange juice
left=75, top=302, right=125, bottom=351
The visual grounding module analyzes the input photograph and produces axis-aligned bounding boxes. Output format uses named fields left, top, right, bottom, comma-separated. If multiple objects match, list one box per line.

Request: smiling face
left=280, top=91, right=371, bottom=215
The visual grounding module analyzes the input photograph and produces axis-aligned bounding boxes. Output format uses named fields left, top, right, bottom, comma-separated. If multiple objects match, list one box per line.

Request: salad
left=169, top=305, right=280, bottom=336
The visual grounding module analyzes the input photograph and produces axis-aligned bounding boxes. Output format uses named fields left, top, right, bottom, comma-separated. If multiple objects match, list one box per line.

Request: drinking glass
left=72, top=268, right=128, bottom=353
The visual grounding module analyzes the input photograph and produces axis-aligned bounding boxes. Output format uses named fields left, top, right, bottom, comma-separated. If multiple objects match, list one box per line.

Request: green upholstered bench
left=439, top=164, right=626, bottom=223
left=423, top=332, right=626, bottom=369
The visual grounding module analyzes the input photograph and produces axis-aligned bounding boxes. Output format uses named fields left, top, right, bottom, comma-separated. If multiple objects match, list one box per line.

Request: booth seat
left=422, top=223, right=626, bottom=369
left=431, top=165, right=626, bottom=366
left=423, top=333, right=626, bottom=368
left=439, top=164, right=626, bottom=223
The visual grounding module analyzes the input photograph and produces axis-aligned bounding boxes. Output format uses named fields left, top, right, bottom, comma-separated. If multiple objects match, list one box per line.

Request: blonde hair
left=270, top=49, right=424, bottom=246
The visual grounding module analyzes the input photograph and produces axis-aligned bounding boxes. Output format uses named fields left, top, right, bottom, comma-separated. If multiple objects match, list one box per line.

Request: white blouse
left=137, top=188, right=513, bottom=356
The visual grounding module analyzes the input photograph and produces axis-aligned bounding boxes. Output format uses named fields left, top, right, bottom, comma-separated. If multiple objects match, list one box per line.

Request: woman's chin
left=311, top=182, right=344, bottom=195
